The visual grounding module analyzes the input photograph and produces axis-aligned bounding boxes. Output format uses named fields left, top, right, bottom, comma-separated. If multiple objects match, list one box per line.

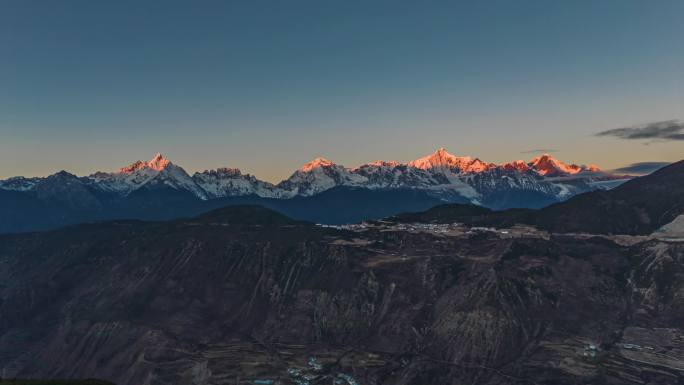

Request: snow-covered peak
left=529, top=154, right=583, bottom=176
left=409, top=148, right=465, bottom=169
left=193, top=167, right=284, bottom=199
left=119, top=153, right=171, bottom=174
left=355, top=160, right=401, bottom=170
left=300, top=157, right=335, bottom=172
left=465, top=158, right=495, bottom=173
left=408, top=148, right=494, bottom=173
left=2, top=150, right=620, bottom=206
left=280, top=158, right=367, bottom=196
left=148, top=153, right=170, bottom=171
left=502, top=160, right=530, bottom=172
left=89, top=153, right=208, bottom=198
left=119, top=161, right=147, bottom=174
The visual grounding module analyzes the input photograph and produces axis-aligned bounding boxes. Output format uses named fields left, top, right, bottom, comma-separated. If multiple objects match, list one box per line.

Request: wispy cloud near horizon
left=520, top=149, right=558, bottom=154
left=596, top=120, right=684, bottom=142
left=611, top=162, right=671, bottom=175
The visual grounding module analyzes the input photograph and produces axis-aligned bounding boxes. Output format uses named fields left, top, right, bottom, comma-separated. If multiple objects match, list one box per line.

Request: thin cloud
left=612, top=162, right=671, bottom=175
left=520, top=149, right=558, bottom=154
left=596, top=120, right=684, bottom=141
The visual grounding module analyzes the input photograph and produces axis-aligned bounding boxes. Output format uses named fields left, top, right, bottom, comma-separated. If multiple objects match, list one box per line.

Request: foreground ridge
left=1, top=191, right=683, bottom=384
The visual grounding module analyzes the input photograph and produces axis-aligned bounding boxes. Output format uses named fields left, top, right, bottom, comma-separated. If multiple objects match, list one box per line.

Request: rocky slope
left=0, top=206, right=682, bottom=384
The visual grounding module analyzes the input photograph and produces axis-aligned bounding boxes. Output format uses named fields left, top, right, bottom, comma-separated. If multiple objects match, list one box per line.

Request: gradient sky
left=1, top=0, right=683, bottom=182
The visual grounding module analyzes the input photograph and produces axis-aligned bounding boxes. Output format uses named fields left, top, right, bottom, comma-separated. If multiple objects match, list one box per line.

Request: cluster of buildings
left=318, top=221, right=529, bottom=238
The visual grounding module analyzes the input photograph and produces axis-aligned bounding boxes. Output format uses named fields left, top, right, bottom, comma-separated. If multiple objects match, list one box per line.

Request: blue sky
left=1, top=0, right=682, bottom=182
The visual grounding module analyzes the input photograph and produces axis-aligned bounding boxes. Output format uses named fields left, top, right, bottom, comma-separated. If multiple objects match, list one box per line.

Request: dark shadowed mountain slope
left=390, top=203, right=499, bottom=223
left=0, top=206, right=682, bottom=384
left=193, top=205, right=307, bottom=226
left=128, top=186, right=447, bottom=225
left=267, top=186, right=448, bottom=224
left=32, top=171, right=104, bottom=211
left=533, top=159, right=684, bottom=234
left=0, top=186, right=445, bottom=233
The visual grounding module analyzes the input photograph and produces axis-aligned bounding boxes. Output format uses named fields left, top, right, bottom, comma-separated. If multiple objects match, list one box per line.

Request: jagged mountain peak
left=51, top=170, right=79, bottom=179
left=197, top=167, right=243, bottom=177
left=86, top=153, right=209, bottom=198
left=148, top=152, right=170, bottom=171
left=280, top=157, right=369, bottom=197
left=529, top=153, right=559, bottom=164
left=359, top=160, right=402, bottom=168
left=503, top=160, right=530, bottom=172
left=300, top=157, right=336, bottom=172
left=408, top=148, right=495, bottom=173
left=529, top=153, right=583, bottom=176
left=0, top=150, right=626, bottom=212
left=120, top=153, right=171, bottom=174
left=192, top=167, right=284, bottom=199
left=409, top=147, right=467, bottom=169
left=119, top=161, right=146, bottom=174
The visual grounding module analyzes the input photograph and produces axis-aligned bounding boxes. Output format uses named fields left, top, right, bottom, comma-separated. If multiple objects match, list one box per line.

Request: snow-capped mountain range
left=0, top=148, right=629, bottom=209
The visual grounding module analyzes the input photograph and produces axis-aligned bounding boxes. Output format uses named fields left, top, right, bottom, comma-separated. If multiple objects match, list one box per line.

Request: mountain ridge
left=0, top=148, right=627, bottom=203
left=0, top=149, right=631, bottom=233
left=391, top=159, right=684, bottom=235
